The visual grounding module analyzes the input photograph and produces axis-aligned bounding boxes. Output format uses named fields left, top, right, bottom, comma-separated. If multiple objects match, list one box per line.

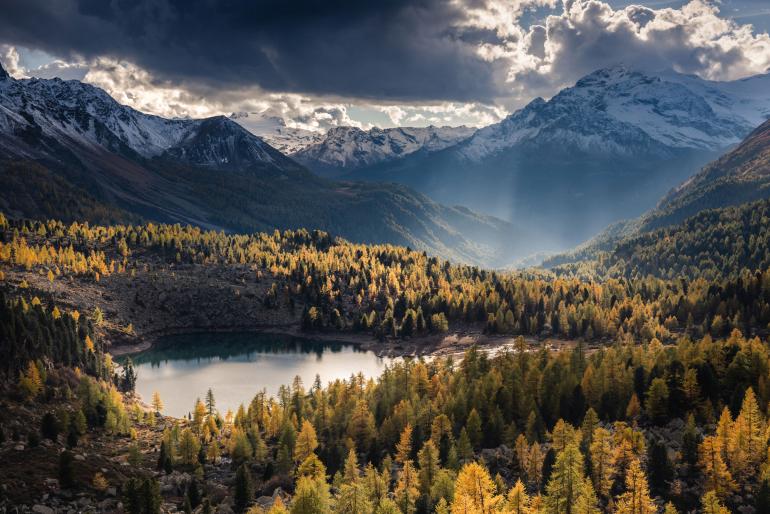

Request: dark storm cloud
left=0, top=0, right=503, bottom=102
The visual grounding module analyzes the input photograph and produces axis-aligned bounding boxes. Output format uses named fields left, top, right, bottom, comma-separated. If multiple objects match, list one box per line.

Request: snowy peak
left=293, top=124, right=475, bottom=173
left=0, top=74, right=292, bottom=171
left=230, top=112, right=324, bottom=154
left=458, top=66, right=770, bottom=162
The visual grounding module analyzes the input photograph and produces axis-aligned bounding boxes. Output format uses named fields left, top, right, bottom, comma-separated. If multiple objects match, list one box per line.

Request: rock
left=32, top=505, right=54, bottom=514
left=107, top=487, right=117, bottom=497
left=255, top=496, right=274, bottom=509
left=99, top=499, right=116, bottom=510
left=74, top=454, right=86, bottom=461
left=44, top=478, right=59, bottom=489
left=14, top=444, right=25, bottom=451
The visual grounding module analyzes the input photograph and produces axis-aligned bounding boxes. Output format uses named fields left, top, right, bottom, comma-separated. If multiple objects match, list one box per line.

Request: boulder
left=32, top=505, right=54, bottom=514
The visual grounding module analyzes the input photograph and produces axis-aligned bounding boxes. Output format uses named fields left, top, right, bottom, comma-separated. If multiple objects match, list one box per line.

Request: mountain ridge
left=0, top=61, right=516, bottom=267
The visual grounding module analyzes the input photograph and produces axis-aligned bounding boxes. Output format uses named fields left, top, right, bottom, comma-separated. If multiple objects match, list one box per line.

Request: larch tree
left=152, top=391, right=163, bottom=414
left=452, top=462, right=502, bottom=514
left=506, top=479, right=530, bottom=514
left=396, top=424, right=414, bottom=465
left=544, top=443, right=592, bottom=514
left=614, top=458, right=656, bottom=514
left=589, top=427, right=616, bottom=499
left=294, top=420, right=319, bottom=464
left=734, top=387, right=767, bottom=473
left=699, top=436, right=736, bottom=499
left=290, top=475, right=331, bottom=514
left=701, top=491, right=731, bottom=514
left=395, top=460, right=420, bottom=514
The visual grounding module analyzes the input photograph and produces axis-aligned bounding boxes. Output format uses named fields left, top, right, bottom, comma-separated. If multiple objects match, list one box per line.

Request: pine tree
left=234, top=463, right=254, bottom=512
left=59, top=450, right=76, bottom=488
left=205, top=388, right=216, bottom=417
left=614, top=458, right=656, bottom=514
left=646, top=378, right=669, bottom=424
left=417, top=440, right=440, bottom=504
left=466, top=409, right=482, bottom=449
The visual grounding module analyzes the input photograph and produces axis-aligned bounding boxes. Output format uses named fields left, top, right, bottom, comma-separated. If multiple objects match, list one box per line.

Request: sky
left=1, top=0, right=770, bottom=132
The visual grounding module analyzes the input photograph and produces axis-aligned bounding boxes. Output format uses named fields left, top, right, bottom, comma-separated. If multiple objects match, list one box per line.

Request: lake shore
left=108, top=322, right=579, bottom=360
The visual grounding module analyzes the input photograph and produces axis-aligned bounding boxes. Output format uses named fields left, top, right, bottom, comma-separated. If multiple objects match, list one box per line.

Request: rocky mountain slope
left=342, top=66, right=770, bottom=251
left=0, top=63, right=516, bottom=267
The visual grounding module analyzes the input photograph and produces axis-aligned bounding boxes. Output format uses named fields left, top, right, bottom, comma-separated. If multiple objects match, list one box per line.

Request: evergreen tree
left=234, top=464, right=254, bottom=512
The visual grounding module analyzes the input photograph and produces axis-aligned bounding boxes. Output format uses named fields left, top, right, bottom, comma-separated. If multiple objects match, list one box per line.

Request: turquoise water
left=129, top=332, right=394, bottom=418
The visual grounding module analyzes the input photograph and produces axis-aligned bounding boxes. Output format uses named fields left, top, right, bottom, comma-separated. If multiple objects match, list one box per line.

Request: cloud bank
left=1, top=0, right=769, bottom=128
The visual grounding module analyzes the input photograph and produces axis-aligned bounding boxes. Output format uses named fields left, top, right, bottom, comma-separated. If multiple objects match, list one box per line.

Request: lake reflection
left=128, top=332, right=394, bottom=418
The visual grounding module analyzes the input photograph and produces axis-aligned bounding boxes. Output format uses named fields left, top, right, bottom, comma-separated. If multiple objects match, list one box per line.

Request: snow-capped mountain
left=0, top=72, right=289, bottom=169
left=230, top=112, right=324, bottom=154
left=459, top=65, right=770, bottom=162
left=0, top=62, right=518, bottom=267
left=292, top=125, right=475, bottom=176
left=345, top=65, right=770, bottom=252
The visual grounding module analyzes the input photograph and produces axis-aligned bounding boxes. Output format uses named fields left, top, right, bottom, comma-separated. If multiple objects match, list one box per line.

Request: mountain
left=0, top=63, right=516, bottom=267
left=543, top=118, right=770, bottom=271
left=292, top=125, right=475, bottom=177
left=229, top=112, right=324, bottom=154
left=341, top=66, right=770, bottom=252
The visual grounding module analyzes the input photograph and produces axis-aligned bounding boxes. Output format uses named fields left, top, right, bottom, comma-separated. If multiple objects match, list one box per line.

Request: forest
left=3, top=282, right=770, bottom=513
left=3, top=211, right=770, bottom=513
left=548, top=198, right=770, bottom=282
left=2, top=213, right=770, bottom=345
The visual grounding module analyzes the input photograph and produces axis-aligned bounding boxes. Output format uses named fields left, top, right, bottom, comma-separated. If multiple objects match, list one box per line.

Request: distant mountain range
left=544, top=117, right=770, bottom=269
left=0, top=63, right=517, bottom=267
left=291, top=125, right=475, bottom=177
left=270, top=65, right=770, bottom=253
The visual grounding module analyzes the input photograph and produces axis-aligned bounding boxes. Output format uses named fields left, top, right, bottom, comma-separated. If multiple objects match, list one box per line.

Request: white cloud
left=463, top=0, right=770, bottom=107
left=0, top=45, right=26, bottom=78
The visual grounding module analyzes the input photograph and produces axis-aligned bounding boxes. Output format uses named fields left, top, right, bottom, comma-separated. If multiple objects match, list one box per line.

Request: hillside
left=546, top=119, right=770, bottom=273
left=0, top=64, right=514, bottom=267
left=643, top=119, right=770, bottom=231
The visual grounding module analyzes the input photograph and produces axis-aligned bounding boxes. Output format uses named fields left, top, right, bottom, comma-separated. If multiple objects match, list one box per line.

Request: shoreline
left=107, top=322, right=580, bottom=360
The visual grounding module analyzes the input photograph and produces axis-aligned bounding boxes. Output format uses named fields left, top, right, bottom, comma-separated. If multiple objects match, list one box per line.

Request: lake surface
left=129, top=332, right=395, bottom=418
